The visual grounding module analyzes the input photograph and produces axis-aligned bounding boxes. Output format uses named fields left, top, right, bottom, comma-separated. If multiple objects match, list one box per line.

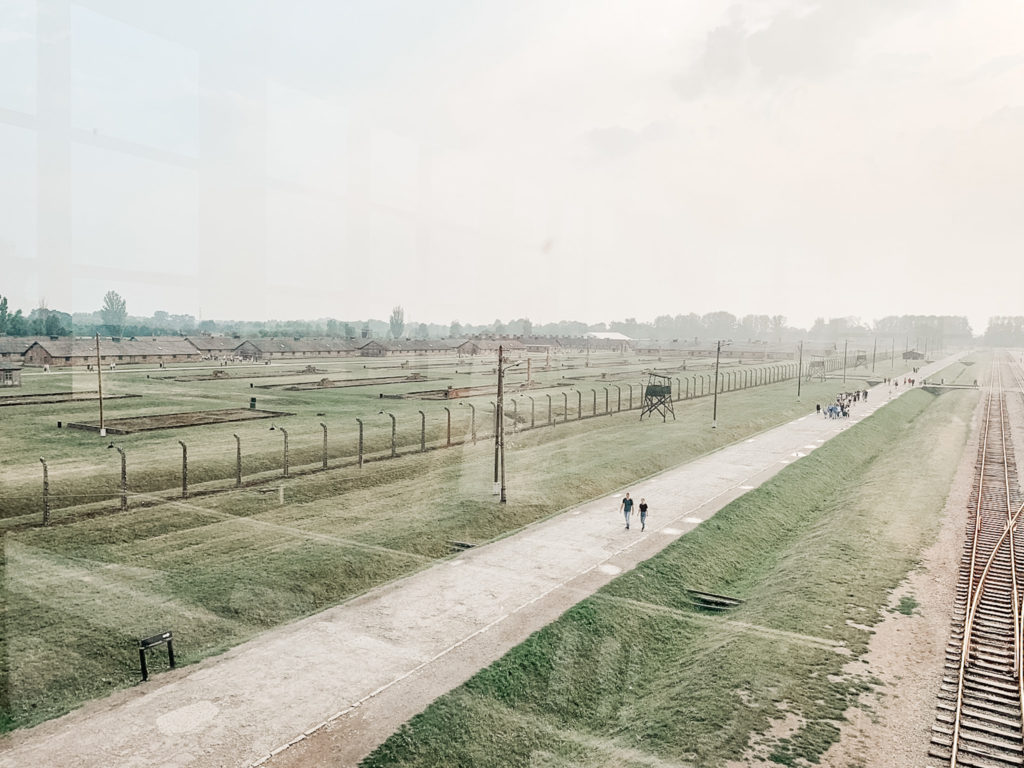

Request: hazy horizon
left=3, top=1, right=1023, bottom=334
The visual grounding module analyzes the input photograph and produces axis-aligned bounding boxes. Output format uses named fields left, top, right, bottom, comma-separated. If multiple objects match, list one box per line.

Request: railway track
left=930, top=357, right=1024, bottom=767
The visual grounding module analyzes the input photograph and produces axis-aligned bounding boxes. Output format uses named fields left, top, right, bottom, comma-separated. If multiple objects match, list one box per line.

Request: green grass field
left=0, top=350, right=927, bottom=731
left=1, top=351, right=903, bottom=523
left=362, top=386, right=977, bottom=767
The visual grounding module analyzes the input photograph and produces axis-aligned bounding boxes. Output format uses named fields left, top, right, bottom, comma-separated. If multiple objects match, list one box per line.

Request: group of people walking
left=619, top=492, right=648, bottom=531
left=817, top=389, right=868, bottom=419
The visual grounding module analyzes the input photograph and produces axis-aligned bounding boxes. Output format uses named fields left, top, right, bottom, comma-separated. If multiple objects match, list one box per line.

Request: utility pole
left=497, top=345, right=506, bottom=502
left=712, top=340, right=724, bottom=429
left=96, top=333, right=105, bottom=437
left=872, top=336, right=877, bottom=373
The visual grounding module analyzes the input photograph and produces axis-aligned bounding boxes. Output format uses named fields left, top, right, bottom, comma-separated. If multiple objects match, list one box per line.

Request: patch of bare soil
left=816, top=394, right=982, bottom=768
left=65, top=408, right=291, bottom=434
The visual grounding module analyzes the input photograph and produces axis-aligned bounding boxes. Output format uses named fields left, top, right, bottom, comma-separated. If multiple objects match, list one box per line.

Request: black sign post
left=139, top=630, right=175, bottom=681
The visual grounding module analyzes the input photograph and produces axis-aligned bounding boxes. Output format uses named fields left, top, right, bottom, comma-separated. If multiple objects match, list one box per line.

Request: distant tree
left=169, top=313, right=195, bottom=332
left=492, top=318, right=505, bottom=335
left=152, top=310, right=171, bottom=329
left=389, top=306, right=405, bottom=339
left=521, top=317, right=533, bottom=336
left=0, top=295, right=8, bottom=334
left=343, top=322, right=355, bottom=338
left=449, top=320, right=462, bottom=338
left=326, top=318, right=340, bottom=336
left=415, top=322, right=429, bottom=339
left=701, top=311, right=737, bottom=340
left=770, top=314, right=787, bottom=341
left=361, top=322, right=371, bottom=339
left=44, top=314, right=67, bottom=336
left=8, top=310, right=27, bottom=335
left=101, top=291, right=127, bottom=335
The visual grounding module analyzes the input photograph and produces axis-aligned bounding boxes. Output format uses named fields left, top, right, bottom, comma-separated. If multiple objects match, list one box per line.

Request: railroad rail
left=930, top=357, right=1024, bottom=767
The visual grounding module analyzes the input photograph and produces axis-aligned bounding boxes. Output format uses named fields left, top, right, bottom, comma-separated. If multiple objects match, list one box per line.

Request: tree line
left=0, top=291, right=993, bottom=348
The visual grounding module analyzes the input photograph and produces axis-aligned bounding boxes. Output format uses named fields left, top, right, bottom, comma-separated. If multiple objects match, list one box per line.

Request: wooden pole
left=96, top=333, right=105, bottom=436
left=498, top=345, right=507, bottom=502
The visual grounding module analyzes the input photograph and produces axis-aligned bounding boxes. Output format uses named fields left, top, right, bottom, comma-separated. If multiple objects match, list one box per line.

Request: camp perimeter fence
left=9, top=354, right=875, bottom=526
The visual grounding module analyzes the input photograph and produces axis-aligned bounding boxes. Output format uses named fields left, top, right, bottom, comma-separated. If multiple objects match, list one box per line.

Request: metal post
left=386, top=413, right=396, bottom=458
left=546, top=393, right=552, bottom=425
left=178, top=440, right=187, bottom=498
left=528, top=396, right=535, bottom=428
left=280, top=427, right=289, bottom=476
left=320, top=422, right=328, bottom=469
left=797, top=341, right=803, bottom=400
left=444, top=407, right=451, bottom=447
left=233, top=434, right=241, bottom=486
left=614, top=385, right=621, bottom=411
left=577, top=390, right=582, bottom=420
left=604, top=387, right=609, bottom=414
left=563, top=392, right=568, bottom=423
left=872, top=336, right=877, bottom=373
left=842, top=339, right=848, bottom=384
left=628, top=384, right=633, bottom=409
left=418, top=411, right=426, bottom=452
left=712, top=340, right=722, bottom=429
left=591, top=389, right=597, bottom=417
left=40, top=458, right=50, bottom=525
left=356, top=418, right=364, bottom=467
left=469, top=403, right=476, bottom=444
left=675, top=378, right=681, bottom=401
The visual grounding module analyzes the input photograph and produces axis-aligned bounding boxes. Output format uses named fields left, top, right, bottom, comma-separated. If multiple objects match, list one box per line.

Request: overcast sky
left=1, top=0, right=1023, bottom=332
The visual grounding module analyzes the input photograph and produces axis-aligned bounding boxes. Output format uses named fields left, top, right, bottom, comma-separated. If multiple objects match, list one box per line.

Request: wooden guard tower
left=640, top=372, right=675, bottom=422
left=806, top=357, right=827, bottom=382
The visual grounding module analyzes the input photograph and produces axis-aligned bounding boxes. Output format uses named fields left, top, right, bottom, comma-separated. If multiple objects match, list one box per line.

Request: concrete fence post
left=40, top=458, right=50, bottom=525
left=178, top=440, right=187, bottom=498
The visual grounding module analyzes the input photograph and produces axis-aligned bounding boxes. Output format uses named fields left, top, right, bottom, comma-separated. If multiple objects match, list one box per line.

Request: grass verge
left=362, top=386, right=976, bottom=767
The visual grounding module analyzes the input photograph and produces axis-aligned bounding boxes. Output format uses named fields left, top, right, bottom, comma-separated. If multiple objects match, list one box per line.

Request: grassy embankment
left=0, top=356, right=911, bottom=731
left=926, top=349, right=986, bottom=386
left=363, top=386, right=977, bottom=767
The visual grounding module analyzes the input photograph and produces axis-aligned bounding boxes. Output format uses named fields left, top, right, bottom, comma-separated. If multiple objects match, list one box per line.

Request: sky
left=1, top=0, right=1023, bottom=333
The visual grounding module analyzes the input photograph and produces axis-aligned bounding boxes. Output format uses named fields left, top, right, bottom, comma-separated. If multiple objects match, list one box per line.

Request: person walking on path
left=639, top=498, right=648, bottom=532
left=620, top=492, right=634, bottom=529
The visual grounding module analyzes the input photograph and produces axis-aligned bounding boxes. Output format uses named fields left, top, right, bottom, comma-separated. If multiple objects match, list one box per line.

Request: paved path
left=0, top=358, right=959, bottom=768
